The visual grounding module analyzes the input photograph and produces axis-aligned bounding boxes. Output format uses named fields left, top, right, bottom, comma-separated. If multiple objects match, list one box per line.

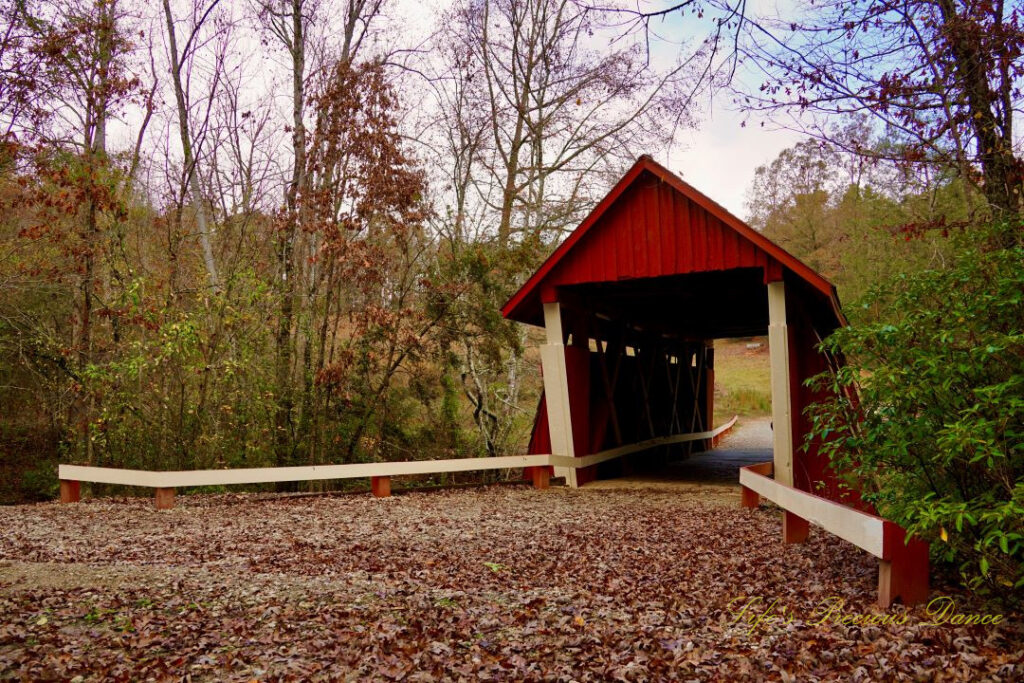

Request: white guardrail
left=738, top=460, right=931, bottom=608
left=739, top=461, right=885, bottom=557
left=58, top=417, right=737, bottom=503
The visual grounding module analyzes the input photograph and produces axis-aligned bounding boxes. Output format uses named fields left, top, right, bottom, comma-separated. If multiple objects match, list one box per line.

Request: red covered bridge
left=503, top=155, right=929, bottom=607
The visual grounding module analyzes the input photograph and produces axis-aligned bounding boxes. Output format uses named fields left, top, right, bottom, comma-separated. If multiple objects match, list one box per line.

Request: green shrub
left=808, top=224, right=1023, bottom=602
left=21, top=459, right=58, bottom=501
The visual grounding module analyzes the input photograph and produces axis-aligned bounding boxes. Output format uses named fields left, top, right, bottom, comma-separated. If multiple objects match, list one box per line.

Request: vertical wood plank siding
left=536, top=179, right=781, bottom=294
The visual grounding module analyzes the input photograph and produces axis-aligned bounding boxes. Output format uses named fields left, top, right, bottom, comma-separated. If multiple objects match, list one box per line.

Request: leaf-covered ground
left=0, top=484, right=1021, bottom=681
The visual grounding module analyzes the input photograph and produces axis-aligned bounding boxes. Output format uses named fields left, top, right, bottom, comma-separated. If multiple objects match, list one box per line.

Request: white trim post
left=768, top=280, right=809, bottom=543
left=541, top=302, right=579, bottom=488
left=767, top=281, right=795, bottom=488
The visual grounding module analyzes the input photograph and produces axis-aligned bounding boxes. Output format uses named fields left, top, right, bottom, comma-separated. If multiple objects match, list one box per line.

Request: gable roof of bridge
left=501, top=155, right=843, bottom=327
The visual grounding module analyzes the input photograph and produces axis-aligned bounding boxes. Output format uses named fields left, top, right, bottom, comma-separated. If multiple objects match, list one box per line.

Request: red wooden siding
left=537, top=179, right=778, bottom=297
left=527, top=394, right=551, bottom=457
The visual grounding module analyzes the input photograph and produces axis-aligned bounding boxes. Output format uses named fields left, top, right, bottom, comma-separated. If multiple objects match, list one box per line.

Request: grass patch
left=713, top=337, right=771, bottom=424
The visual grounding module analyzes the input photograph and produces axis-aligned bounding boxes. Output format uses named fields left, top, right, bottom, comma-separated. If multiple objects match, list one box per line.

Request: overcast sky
left=659, top=102, right=803, bottom=220
left=120, top=0, right=806, bottom=222
left=627, top=0, right=806, bottom=219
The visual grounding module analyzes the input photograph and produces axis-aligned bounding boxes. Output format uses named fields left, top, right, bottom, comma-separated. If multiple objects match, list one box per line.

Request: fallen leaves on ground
left=0, top=486, right=1020, bottom=681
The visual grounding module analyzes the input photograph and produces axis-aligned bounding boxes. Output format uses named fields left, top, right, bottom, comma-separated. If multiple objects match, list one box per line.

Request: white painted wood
left=540, top=346, right=572, bottom=452
left=551, top=465, right=574, bottom=481
left=59, top=417, right=739, bottom=492
left=60, top=454, right=552, bottom=489
left=767, top=281, right=794, bottom=487
left=541, top=302, right=578, bottom=488
left=542, top=302, right=564, bottom=345
left=59, top=465, right=166, bottom=488
left=739, top=467, right=885, bottom=557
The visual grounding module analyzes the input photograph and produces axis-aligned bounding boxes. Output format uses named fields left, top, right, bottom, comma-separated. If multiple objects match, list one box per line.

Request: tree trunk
left=162, top=0, right=221, bottom=292
left=937, top=0, right=1022, bottom=220
left=274, top=0, right=307, bottom=469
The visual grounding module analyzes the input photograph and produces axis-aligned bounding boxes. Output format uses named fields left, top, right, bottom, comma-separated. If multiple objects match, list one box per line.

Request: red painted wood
left=371, top=476, right=391, bottom=498
left=518, top=178, right=785, bottom=322
left=764, top=259, right=784, bottom=283
left=702, top=208, right=714, bottom=271
left=59, top=480, right=80, bottom=504
left=502, top=156, right=840, bottom=327
left=154, top=487, right=175, bottom=510
left=741, top=486, right=760, bottom=508
left=665, top=192, right=677, bottom=271
left=531, top=466, right=550, bottom=490
left=630, top=184, right=646, bottom=278
left=565, top=345, right=597, bottom=485
left=601, top=203, right=613, bottom=279
left=708, top=215, right=722, bottom=270
left=693, top=199, right=707, bottom=272
left=783, top=511, right=811, bottom=543
left=726, top=224, right=740, bottom=267
left=527, top=393, right=551, bottom=456
left=879, top=521, right=930, bottom=607
left=676, top=194, right=691, bottom=272
left=642, top=181, right=659, bottom=277
left=618, top=197, right=633, bottom=279
left=740, top=233, right=755, bottom=266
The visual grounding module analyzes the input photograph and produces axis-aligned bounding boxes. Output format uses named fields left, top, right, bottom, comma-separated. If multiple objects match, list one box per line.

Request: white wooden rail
left=57, top=417, right=737, bottom=509
left=549, top=415, right=736, bottom=470
left=739, top=461, right=885, bottom=556
left=59, top=454, right=551, bottom=489
left=739, top=461, right=929, bottom=608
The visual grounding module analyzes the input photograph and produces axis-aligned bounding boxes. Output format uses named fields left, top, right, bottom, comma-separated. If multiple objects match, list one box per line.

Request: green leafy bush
left=808, top=224, right=1023, bottom=601
left=20, top=458, right=58, bottom=501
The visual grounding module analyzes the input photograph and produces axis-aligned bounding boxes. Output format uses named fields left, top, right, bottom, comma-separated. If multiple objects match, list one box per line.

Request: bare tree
left=162, top=0, right=227, bottom=292
left=446, top=0, right=690, bottom=246
left=257, top=0, right=392, bottom=466
left=208, top=59, right=278, bottom=219
left=0, top=1, right=51, bottom=146
left=423, top=0, right=694, bottom=458
left=256, top=0, right=312, bottom=466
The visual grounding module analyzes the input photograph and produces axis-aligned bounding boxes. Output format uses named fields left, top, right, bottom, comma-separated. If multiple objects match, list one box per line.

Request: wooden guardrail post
left=530, top=466, right=550, bottom=490
left=154, top=488, right=175, bottom=510
left=783, top=511, right=810, bottom=543
left=740, top=486, right=759, bottom=508
left=879, top=521, right=930, bottom=608
left=371, top=476, right=391, bottom=497
left=59, top=480, right=80, bottom=504
left=740, top=462, right=771, bottom=508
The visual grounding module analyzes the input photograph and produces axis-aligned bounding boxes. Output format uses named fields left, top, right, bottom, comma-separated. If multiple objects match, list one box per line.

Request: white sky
left=660, top=103, right=803, bottom=219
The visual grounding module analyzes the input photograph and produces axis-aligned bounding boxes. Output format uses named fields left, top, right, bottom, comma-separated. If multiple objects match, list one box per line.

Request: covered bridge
left=503, top=155, right=929, bottom=607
